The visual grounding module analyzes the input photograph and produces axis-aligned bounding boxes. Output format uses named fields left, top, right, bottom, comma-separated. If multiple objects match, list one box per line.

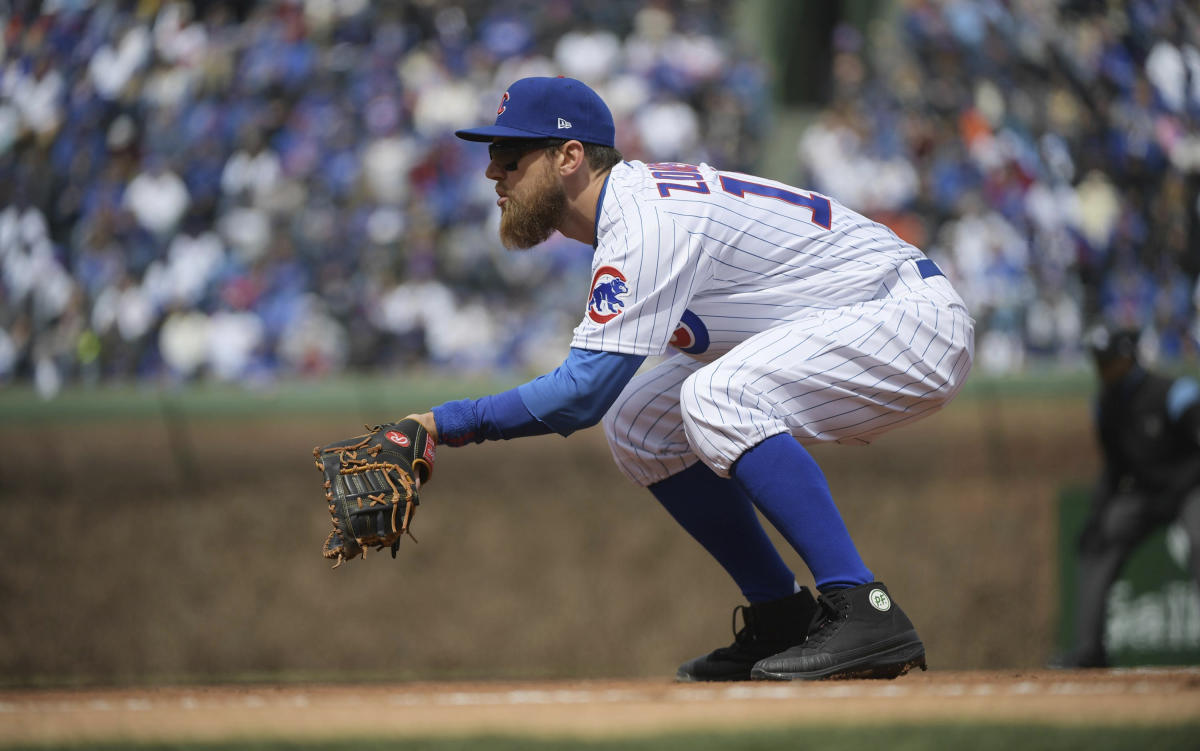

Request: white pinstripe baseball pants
left=602, top=261, right=975, bottom=486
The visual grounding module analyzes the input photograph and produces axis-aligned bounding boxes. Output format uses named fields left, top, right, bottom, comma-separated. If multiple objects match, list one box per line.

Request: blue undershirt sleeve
left=430, top=348, right=645, bottom=446
left=431, top=388, right=543, bottom=446
left=518, top=348, right=646, bottom=436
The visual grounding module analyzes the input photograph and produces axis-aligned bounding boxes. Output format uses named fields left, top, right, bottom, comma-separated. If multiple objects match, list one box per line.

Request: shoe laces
left=805, top=594, right=845, bottom=646
left=708, top=605, right=758, bottom=657
left=731, top=605, right=756, bottom=644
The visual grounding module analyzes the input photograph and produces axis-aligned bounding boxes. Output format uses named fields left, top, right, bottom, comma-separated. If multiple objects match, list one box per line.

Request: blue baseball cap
left=455, top=76, right=615, bottom=147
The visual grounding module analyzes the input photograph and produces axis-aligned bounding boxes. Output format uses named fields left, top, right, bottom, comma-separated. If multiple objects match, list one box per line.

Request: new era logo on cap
left=454, top=76, right=615, bottom=147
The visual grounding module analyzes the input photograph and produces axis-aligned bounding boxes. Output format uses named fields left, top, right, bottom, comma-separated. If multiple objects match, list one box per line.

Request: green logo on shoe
left=869, top=588, right=892, bottom=612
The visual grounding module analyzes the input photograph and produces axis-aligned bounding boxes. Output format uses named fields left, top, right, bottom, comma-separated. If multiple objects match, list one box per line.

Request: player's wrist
left=429, top=401, right=479, bottom=446
left=404, top=411, right=439, bottom=444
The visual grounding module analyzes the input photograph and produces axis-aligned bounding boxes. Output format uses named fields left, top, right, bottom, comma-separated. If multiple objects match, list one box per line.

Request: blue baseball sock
left=731, top=433, right=873, bottom=593
left=648, top=461, right=797, bottom=603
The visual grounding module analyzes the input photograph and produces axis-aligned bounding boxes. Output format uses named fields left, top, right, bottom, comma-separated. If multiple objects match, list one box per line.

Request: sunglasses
left=488, top=138, right=567, bottom=171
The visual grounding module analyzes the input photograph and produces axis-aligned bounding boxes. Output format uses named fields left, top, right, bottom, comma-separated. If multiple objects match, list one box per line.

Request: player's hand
left=404, top=412, right=439, bottom=444
left=313, top=418, right=435, bottom=566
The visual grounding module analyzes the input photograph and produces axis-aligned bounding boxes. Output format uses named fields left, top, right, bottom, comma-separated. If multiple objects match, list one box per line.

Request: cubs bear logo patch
left=588, top=266, right=629, bottom=323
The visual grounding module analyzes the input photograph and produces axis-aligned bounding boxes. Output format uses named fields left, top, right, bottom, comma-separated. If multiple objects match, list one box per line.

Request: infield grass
left=5, top=724, right=1200, bottom=751
left=0, top=368, right=1102, bottom=425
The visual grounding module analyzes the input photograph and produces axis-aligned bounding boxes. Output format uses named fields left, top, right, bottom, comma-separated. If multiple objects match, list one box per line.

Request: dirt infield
left=2, top=669, right=1199, bottom=745
left=0, top=396, right=1104, bottom=687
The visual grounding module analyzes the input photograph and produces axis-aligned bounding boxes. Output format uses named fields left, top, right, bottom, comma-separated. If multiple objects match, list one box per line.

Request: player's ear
left=556, top=140, right=587, bottom=177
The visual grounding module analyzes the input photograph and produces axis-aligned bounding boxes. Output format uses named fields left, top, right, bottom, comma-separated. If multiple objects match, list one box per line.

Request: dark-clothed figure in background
left=1057, top=326, right=1200, bottom=668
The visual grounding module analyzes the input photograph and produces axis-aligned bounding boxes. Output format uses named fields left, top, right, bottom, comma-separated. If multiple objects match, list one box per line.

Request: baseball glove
left=313, top=419, right=436, bottom=567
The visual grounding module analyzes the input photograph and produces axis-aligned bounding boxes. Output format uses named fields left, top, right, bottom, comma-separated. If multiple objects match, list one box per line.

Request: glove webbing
left=334, top=461, right=418, bottom=540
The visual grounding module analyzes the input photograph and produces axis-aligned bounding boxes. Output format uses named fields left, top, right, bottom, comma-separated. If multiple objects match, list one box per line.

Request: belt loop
left=916, top=259, right=943, bottom=279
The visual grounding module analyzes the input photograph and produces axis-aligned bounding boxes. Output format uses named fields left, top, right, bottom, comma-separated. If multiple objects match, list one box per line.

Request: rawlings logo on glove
left=313, top=419, right=435, bottom=567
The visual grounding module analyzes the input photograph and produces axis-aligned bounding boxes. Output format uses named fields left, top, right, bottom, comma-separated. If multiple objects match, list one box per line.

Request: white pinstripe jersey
left=571, top=160, right=929, bottom=361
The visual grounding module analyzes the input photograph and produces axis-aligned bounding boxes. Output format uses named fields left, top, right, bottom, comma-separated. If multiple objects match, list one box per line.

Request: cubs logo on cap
left=456, top=77, right=616, bottom=147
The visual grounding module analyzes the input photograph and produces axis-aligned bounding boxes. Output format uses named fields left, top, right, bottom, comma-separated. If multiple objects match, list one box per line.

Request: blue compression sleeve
left=518, top=348, right=645, bottom=436
left=432, top=388, right=545, bottom=446
left=431, top=348, right=645, bottom=446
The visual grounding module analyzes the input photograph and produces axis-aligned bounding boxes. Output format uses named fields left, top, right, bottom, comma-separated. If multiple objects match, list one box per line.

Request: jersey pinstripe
left=603, top=262, right=975, bottom=485
left=576, top=161, right=975, bottom=486
left=572, top=160, right=927, bottom=361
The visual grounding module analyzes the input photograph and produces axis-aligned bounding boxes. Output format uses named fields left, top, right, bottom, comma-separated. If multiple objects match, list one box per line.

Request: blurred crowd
left=1, top=0, right=771, bottom=395
left=0, top=0, right=1198, bottom=396
left=797, top=0, right=1200, bottom=373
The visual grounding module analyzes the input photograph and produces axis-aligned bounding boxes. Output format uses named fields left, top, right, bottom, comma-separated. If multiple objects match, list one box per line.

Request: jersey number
left=650, top=163, right=832, bottom=230
left=717, top=175, right=831, bottom=229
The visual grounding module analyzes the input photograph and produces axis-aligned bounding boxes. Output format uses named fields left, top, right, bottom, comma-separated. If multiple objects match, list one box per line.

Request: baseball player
left=1054, top=326, right=1200, bottom=668
left=405, top=76, right=975, bottom=681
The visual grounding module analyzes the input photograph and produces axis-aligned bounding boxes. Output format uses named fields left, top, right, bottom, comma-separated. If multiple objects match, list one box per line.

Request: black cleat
left=751, top=582, right=927, bottom=681
left=676, top=589, right=818, bottom=682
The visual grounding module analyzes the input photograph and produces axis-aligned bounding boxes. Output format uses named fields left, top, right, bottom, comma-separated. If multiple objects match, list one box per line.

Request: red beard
left=499, top=164, right=568, bottom=250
